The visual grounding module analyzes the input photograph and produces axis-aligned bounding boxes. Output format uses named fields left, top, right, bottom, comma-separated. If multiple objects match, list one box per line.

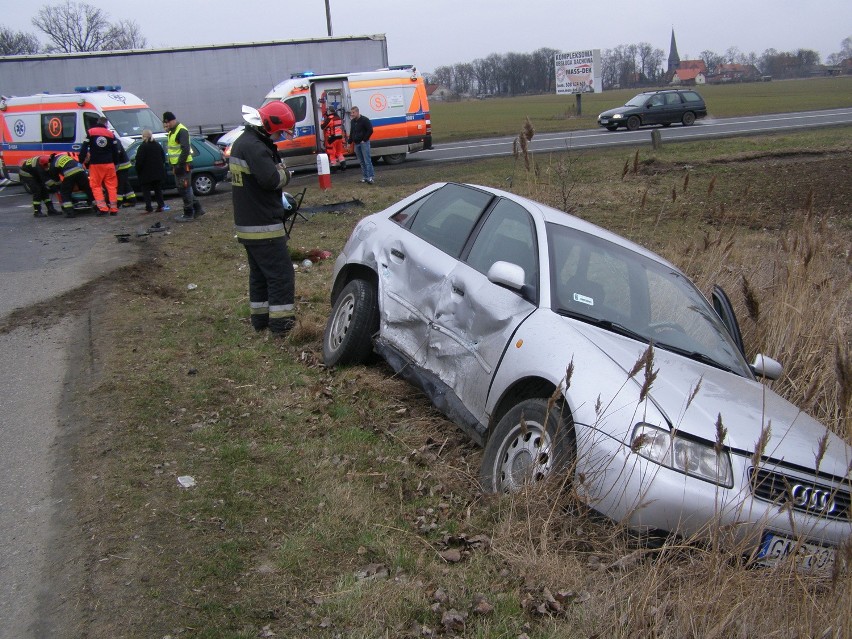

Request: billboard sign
left=555, top=50, right=602, bottom=94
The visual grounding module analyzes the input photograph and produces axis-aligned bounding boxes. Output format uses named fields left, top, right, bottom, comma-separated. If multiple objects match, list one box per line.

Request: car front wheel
left=192, top=172, right=216, bottom=196
left=626, top=115, right=641, bottom=131
left=480, top=398, right=575, bottom=493
left=682, top=112, right=696, bottom=126
left=323, top=278, right=379, bottom=367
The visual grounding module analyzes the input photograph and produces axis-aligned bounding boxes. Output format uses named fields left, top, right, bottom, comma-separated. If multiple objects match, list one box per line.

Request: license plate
left=756, top=532, right=835, bottom=572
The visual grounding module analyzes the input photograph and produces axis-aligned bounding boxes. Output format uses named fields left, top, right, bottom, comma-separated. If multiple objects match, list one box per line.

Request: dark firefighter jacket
left=229, top=125, right=288, bottom=244
left=80, top=126, right=121, bottom=165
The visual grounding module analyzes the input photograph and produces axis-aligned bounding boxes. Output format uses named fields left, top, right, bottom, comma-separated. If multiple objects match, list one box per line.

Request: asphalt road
left=0, top=186, right=147, bottom=637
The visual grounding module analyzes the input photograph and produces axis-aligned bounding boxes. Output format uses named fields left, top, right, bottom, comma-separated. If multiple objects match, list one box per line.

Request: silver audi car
left=323, top=182, right=851, bottom=570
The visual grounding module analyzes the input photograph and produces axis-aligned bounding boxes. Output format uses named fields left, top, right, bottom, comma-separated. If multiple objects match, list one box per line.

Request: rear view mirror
left=751, top=354, right=783, bottom=380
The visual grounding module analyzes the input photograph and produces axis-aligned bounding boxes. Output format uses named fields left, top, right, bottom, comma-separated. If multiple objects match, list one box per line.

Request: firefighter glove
left=277, top=164, right=290, bottom=188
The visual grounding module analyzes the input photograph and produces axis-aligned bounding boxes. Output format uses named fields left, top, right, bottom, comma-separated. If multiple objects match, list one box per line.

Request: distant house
left=709, top=63, right=760, bottom=83
left=427, top=85, right=453, bottom=101
left=671, top=60, right=707, bottom=85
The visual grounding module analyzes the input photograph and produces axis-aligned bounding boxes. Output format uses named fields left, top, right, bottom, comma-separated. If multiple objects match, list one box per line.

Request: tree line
left=0, top=1, right=146, bottom=54
left=2, top=2, right=850, bottom=96
left=428, top=36, right=852, bottom=97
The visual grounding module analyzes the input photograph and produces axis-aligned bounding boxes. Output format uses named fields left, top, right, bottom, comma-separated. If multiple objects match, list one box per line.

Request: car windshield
left=106, top=108, right=164, bottom=137
left=624, top=94, right=649, bottom=107
left=547, top=223, right=752, bottom=377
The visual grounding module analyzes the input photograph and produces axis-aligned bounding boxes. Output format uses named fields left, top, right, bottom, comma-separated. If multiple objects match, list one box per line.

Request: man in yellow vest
left=163, top=111, right=205, bottom=222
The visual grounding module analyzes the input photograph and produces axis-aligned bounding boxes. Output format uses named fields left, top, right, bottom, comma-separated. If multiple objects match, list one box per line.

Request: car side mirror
left=751, top=354, right=783, bottom=380
left=487, top=260, right=525, bottom=291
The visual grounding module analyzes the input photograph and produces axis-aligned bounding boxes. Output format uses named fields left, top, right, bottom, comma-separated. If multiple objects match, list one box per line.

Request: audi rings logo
left=790, top=484, right=836, bottom=514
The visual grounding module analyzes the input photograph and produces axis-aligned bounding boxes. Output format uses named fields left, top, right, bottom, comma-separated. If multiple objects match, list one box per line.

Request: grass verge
left=71, top=126, right=850, bottom=638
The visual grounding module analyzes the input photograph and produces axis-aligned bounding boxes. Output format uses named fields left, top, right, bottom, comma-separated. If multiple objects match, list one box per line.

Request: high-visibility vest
left=166, top=123, right=189, bottom=165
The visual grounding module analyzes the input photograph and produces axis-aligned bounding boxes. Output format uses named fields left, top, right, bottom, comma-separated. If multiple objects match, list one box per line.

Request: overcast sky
left=1, top=0, right=849, bottom=71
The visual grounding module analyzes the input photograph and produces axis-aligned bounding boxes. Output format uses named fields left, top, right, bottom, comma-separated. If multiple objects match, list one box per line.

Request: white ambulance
left=222, top=66, right=432, bottom=168
left=0, top=85, right=163, bottom=182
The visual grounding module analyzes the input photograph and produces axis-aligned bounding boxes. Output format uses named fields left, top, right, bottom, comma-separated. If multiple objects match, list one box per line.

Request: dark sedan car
left=126, top=135, right=228, bottom=196
left=598, top=89, right=707, bottom=131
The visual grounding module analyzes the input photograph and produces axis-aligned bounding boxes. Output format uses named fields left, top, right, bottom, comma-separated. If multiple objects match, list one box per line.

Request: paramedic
left=41, top=154, right=94, bottom=218
left=229, top=101, right=298, bottom=336
left=79, top=116, right=120, bottom=215
left=163, top=111, right=205, bottom=222
left=319, top=95, right=346, bottom=170
left=19, top=156, right=59, bottom=217
left=348, top=106, right=374, bottom=184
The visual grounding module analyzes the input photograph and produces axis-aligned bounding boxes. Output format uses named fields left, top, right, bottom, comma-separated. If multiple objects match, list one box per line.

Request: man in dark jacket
left=134, top=129, right=169, bottom=213
left=230, top=102, right=297, bottom=336
left=347, top=106, right=374, bottom=184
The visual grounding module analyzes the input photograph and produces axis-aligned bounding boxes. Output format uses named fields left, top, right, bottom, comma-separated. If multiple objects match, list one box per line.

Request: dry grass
left=68, top=130, right=852, bottom=638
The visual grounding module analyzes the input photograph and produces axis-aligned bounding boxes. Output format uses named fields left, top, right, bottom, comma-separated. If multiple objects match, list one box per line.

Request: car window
left=682, top=91, right=703, bottom=103
left=394, top=183, right=492, bottom=257
left=648, top=95, right=665, bottom=107
left=665, top=93, right=683, bottom=105
left=466, top=198, right=538, bottom=293
left=625, top=94, right=648, bottom=107
left=547, top=223, right=751, bottom=376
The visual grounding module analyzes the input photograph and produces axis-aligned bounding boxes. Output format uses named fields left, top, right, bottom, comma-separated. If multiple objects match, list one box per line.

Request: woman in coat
left=134, top=129, right=169, bottom=212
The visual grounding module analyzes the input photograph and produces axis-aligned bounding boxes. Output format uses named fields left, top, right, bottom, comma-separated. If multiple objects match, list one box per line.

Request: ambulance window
left=41, top=113, right=76, bottom=143
left=284, top=97, right=307, bottom=123
left=84, top=113, right=101, bottom=131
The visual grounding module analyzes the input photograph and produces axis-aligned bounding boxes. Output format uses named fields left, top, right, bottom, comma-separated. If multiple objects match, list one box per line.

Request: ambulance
left=232, top=65, right=431, bottom=168
left=0, top=85, right=164, bottom=182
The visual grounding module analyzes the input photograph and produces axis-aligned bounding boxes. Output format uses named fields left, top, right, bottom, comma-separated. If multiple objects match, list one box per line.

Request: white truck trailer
left=0, top=35, right=389, bottom=140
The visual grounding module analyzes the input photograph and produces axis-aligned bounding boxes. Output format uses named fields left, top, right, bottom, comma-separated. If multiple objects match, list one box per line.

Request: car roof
left=459, top=182, right=678, bottom=270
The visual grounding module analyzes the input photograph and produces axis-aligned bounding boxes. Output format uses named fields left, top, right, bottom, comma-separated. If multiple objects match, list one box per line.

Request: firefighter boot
left=33, top=204, right=46, bottom=217
left=47, top=202, right=61, bottom=215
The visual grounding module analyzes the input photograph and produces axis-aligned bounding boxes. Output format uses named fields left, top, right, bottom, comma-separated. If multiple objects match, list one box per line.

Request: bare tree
left=105, top=19, right=147, bottom=50
left=0, top=26, right=41, bottom=54
left=31, top=1, right=147, bottom=52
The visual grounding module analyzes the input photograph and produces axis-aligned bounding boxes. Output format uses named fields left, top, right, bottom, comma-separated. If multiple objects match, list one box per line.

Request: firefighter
left=79, top=116, right=120, bottom=215
left=41, top=154, right=94, bottom=218
left=319, top=95, right=346, bottom=170
left=19, top=156, right=59, bottom=217
left=116, top=143, right=137, bottom=208
left=229, top=101, right=297, bottom=336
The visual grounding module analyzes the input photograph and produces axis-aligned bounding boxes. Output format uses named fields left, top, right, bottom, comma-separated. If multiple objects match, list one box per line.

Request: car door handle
left=391, top=248, right=405, bottom=261
left=452, top=285, right=464, bottom=297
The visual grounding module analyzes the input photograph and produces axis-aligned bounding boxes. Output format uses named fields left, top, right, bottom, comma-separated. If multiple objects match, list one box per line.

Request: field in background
left=18, top=103, right=851, bottom=637
left=431, top=75, right=852, bottom=142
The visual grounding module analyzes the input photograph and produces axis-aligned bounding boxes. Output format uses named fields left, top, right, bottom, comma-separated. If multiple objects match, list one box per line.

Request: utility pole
left=325, top=0, right=333, bottom=36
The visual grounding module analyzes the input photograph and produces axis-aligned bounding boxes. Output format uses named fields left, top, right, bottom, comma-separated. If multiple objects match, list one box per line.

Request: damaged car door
left=427, top=196, right=539, bottom=422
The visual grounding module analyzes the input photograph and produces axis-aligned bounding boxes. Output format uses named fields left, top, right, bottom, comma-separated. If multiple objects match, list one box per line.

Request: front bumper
left=576, top=424, right=851, bottom=552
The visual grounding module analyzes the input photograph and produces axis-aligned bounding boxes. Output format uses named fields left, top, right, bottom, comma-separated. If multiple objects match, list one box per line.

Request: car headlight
left=612, top=113, right=623, bottom=119
left=630, top=423, right=733, bottom=487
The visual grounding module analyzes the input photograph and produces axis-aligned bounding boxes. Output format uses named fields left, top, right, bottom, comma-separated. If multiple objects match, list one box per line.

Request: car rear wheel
left=480, top=398, right=575, bottom=493
left=605, top=124, right=619, bottom=131
left=192, top=172, right=216, bottom=196
left=323, top=278, right=379, bottom=367
left=382, top=153, right=406, bottom=165
left=626, top=115, right=641, bottom=131
left=682, top=112, right=696, bottom=126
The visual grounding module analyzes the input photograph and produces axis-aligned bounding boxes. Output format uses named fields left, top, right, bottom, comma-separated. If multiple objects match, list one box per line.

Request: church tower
left=668, top=29, right=681, bottom=73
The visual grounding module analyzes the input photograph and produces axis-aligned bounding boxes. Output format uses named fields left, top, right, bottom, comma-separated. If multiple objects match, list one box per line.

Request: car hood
left=598, top=105, right=635, bottom=118
left=566, top=320, right=852, bottom=477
